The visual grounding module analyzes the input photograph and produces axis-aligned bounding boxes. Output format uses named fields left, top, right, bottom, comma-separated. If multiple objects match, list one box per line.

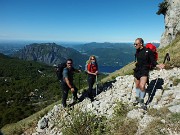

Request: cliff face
left=160, top=0, right=180, bottom=48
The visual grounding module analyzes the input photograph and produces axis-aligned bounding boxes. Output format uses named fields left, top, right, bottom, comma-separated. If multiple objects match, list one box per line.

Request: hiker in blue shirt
left=61, top=59, right=80, bottom=108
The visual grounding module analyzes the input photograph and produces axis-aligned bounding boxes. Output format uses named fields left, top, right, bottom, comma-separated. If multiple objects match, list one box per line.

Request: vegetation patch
left=1, top=101, right=60, bottom=135
left=173, top=78, right=180, bottom=86
left=61, top=109, right=107, bottom=135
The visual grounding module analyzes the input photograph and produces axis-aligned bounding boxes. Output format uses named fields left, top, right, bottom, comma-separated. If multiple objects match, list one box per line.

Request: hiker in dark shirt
left=61, top=59, right=80, bottom=108
left=133, top=38, right=165, bottom=109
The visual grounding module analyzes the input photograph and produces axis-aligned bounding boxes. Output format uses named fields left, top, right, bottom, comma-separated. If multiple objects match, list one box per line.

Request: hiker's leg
left=88, top=75, right=94, bottom=100
left=133, top=78, right=141, bottom=104
left=139, top=76, right=148, bottom=98
left=134, top=78, right=140, bottom=97
left=73, top=86, right=78, bottom=100
left=139, top=76, right=148, bottom=109
left=62, top=84, right=69, bottom=107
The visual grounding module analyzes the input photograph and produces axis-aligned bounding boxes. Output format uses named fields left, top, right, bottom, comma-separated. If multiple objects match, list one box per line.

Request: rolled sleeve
left=63, top=68, right=68, bottom=78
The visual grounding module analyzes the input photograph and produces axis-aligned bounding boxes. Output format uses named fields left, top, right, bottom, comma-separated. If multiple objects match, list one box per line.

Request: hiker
left=86, top=55, right=98, bottom=101
left=133, top=38, right=165, bottom=109
left=61, top=59, right=80, bottom=108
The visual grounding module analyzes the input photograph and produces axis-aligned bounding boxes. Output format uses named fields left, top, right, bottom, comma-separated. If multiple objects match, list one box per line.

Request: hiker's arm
left=74, top=68, right=81, bottom=73
left=156, top=64, right=165, bottom=69
left=70, top=67, right=81, bottom=73
left=87, top=70, right=97, bottom=75
left=149, top=51, right=165, bottom=69
left=64, top=77, right=74, bottom=92
left=63, top=69, right=74, bottom=92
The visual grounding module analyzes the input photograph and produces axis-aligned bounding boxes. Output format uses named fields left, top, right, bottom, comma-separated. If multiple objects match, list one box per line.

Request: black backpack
left=55, top=63, right=66, bottom=80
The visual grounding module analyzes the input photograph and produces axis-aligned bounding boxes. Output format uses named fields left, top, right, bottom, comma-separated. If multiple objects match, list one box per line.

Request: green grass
left=56, top=101, right=136, bottom=135
left=106, top=101, right=138, bottom=135
left=158, top=34, right=180, bottom=67
left=145, top=107, right=180, bottom=135
left=61, top=109, right=107, bottom=135
left=1, top=101, right=60, bottom=135
left=173, top=78, right=180, bottom=86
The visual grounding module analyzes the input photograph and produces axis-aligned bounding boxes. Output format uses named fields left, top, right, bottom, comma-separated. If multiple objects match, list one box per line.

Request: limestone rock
left=160, top=0, right=180, bottom=47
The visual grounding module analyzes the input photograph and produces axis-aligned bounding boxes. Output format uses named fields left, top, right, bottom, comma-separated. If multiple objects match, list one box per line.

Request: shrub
left=156, top=1, right=169, bottom=15
left=173, top=78, right=180, bottom=86
left=106, top=101, right=138, bottom=135
left=61, top=109, right=107, bottom=135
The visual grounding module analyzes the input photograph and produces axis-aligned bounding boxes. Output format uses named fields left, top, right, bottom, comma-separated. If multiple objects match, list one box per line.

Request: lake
left=99, top=66, right=123, bottom=73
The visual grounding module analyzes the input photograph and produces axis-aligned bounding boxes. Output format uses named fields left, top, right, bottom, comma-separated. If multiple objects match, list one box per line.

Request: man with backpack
left=60, top=59, right=80, bottom=108
left=133, top=38, right=165, bottom=109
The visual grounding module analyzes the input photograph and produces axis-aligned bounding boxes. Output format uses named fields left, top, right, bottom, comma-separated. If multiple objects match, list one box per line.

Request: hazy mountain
left=12, top=43, right=89, bottom=67
left=72, top=42, right=136, bottom=66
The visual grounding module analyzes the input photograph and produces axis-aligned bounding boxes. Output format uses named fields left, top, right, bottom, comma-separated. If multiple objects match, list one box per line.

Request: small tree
left=156, top=1, right=169, bottom=15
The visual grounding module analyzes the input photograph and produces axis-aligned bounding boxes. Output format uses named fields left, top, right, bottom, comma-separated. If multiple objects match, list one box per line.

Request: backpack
left=145, top=43, right=158, bottom=69
left=87, top=62, right=98, bottom=73
left=55, top=62, right=66, bottom=80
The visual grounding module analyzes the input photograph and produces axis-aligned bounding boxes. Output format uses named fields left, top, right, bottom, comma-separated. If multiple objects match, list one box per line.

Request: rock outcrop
left=29, top=68, right=180, bottom=135
left=160, top=0, right=180, bottom=47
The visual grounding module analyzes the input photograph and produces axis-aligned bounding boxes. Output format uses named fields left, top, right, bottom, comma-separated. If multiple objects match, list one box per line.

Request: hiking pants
left=87, top=74, right=96, bottom=100
left=61, top=82, right=78, bottom=107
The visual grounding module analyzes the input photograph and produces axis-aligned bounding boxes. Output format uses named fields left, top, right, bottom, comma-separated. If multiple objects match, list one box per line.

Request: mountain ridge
left=12, top=43, right=88, bottom=67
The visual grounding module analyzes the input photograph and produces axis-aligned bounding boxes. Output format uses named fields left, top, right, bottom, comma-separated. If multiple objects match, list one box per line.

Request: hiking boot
left=72, top=99, right=77, bottom=104
left=90, top=98, right=94, bottom=102
left=133, top=97, right=139, bottom=106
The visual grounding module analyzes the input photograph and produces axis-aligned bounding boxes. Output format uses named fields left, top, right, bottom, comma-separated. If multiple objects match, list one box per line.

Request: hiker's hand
left=94, top=71, right=98, bottom=75
left=156, top=64, right=165, bottom=69
left=70, top=87, right=74, bottom=92
left=78, top=70, right=81, bottom=72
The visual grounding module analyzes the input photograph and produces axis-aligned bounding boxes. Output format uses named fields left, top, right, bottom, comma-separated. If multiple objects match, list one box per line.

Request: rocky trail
left=26, top=68, right=180, bottom=135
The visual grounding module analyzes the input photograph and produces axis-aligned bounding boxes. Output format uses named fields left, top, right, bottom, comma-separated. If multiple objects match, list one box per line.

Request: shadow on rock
left=145, top=78, right=164, bottom=105
left=0, top=130, right=3, bottom=135
left=78, top=80, right=116, bottom=103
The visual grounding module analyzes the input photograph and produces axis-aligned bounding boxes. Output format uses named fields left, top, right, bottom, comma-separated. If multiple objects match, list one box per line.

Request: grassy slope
left=1, top=35, right=180, bottom=135
left=158, top=34, right=180, bottom=67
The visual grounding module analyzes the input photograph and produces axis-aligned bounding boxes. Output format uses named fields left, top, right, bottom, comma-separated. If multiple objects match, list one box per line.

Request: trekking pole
left=146, top=52, right=169, bottom=105
left=78, top=65, right=82, bottom=90
left=128, top=81, right=134, bottom=100
left=78, top=74, right=80, bottom=90
left=96, top=75, right=98, bottom=96
left=146, top=70, right=162, bottom=105
left=145, top=52, right=170, bottom=107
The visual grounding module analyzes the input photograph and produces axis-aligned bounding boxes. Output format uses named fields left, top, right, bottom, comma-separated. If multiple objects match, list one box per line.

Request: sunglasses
left=67, top=63, right=72, bottom=64
left=134, top=43, right=138, bottom=46
left=91, top=58, right=95, bottom=60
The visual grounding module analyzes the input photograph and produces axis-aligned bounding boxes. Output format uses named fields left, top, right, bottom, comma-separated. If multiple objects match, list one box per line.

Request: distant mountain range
left=1, top=41, right=160, bottom=68
left=71, top=42, right=136, bottom=66
left=12, top=43, right=88, bottom=67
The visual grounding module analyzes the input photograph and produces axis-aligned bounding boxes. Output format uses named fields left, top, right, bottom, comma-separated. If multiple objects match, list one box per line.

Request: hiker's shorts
left=134, top=68, right=149, bottom=80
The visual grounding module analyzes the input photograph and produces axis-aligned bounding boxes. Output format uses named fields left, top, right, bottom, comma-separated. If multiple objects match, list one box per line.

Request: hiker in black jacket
left=133, top=38, right=164, bottom=109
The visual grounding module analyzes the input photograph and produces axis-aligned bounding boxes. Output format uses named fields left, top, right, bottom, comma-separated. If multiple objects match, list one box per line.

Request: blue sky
left=0, top=0, right=164, bottom=43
